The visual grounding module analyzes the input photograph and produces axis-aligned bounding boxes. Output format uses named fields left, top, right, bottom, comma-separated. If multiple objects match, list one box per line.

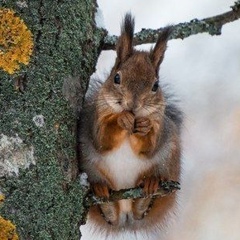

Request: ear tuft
left=150, top=26, right=172, bottom=74
left=116, top=13, right=135, bottom=65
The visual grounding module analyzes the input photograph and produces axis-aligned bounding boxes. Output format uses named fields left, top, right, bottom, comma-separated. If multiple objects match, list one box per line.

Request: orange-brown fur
left=79, top=13, right=182, bottom=238
left=130, top=119, right=162, bottom=157
left=95, top=112, right=128, bottom=153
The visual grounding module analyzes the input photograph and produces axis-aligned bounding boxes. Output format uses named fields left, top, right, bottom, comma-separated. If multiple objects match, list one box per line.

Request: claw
left=138, top=176, right=160, bottom=195
left=92, top=182, right=110, bottom=198
left=117, top=111, right=135, bottom=133
left=134, top=117, right=152, bottom=136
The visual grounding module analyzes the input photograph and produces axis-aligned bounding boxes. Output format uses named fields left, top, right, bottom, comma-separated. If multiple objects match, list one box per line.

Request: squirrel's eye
left=152, top=81, right=159, bottom=92
left=114, top=73, right=121, bottom=84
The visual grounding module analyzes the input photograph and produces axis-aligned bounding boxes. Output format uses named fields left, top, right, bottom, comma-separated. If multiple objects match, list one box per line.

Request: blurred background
left=87, top=0, right=240, bottom=239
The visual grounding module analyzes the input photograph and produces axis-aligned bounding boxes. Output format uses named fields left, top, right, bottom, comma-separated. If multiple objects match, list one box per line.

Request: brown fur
left=94, top=112, right=128, bottom=153
left=79, top=13, right=182, bottom=237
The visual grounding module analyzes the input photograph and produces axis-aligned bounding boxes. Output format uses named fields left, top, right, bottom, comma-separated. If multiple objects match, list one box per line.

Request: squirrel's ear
left=150, top=26, right=172, bottom=74
left=116, top=13, right=134, bottom=64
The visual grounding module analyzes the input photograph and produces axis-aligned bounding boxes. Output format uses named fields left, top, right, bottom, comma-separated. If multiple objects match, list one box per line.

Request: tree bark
left=0, top=1, right=106, bottom=239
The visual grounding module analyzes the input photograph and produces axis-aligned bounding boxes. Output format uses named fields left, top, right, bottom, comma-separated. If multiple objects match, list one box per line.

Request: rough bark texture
left=0, top=1, right=106, bottom=239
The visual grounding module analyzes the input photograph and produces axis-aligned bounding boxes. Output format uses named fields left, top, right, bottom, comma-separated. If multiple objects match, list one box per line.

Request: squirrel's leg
left=132, top=128, right=181, bottom=220
left=91, top=182, right=120, bottom=225
left=132, top=198, right=153, bottom=220
left=132, top=176, right=160, bottom=220
left=99, top=202, right=119, bottom=225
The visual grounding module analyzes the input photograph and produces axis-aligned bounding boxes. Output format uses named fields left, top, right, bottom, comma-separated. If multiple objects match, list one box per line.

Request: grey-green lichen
left=103, top=1, right=240, bottom=50
left=84, top=181, right=180, bottom=207
left=1, top=162, right=84, bottom=240
left=0, top=0, right=106, bottom=239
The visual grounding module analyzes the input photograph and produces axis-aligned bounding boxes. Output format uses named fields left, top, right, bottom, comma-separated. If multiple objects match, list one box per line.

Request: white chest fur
left=101, top=139, right=150, bottom=190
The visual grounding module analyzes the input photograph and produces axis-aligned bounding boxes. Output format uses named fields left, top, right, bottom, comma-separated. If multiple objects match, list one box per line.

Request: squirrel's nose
left=123, top=93, right=140, bottom=111
left=124, top=100, right=133, bottom=111
left=124, top=100, right=140, bottom=113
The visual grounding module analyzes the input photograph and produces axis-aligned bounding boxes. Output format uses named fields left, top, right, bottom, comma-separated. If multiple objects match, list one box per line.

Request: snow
left=95, top=7, right=105, bottom=29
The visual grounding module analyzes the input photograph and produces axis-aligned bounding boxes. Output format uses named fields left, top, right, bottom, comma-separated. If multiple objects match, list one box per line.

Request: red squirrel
left=79, top=13, right=182, bottom=239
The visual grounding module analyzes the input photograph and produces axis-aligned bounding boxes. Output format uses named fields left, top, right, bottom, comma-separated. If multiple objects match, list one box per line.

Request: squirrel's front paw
left=117, top=111, right=135, bottom=133
left=134, top=117, right=152, bottom=136
left=92, top=182, right=110, bottom=198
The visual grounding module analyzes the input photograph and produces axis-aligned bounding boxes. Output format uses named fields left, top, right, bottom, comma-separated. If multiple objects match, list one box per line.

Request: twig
left=103, top=1, right=240, bottom=50
left=84, top=180, right=180, bottom=208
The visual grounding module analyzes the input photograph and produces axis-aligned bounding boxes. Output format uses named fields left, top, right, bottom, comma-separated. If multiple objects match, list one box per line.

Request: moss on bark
left=0, top=0, right=106, bottom=239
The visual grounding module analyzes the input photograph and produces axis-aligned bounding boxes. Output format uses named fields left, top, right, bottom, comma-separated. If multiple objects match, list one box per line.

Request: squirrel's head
left=99, top=13, right=171, bottom=117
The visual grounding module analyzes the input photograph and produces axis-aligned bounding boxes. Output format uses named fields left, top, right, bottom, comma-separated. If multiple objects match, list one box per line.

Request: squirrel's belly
left=102, top=139, right=150, bottom=190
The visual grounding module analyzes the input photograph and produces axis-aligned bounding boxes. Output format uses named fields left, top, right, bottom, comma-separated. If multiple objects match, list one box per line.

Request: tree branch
left=103, top=1, right=240, bottom=50
left=84, top=180, right=180, bottom=208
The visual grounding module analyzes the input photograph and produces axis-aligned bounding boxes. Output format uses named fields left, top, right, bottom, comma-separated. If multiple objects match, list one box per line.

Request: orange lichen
left=0, top=194, right=5, bottom=203
left=0, top=216, right=19, bottom=240
left=0, top=8, right=34, bottom=74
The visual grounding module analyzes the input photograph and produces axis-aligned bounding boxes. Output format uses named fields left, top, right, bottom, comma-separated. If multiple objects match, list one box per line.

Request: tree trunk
left=0, top=1, right=105, bottom=239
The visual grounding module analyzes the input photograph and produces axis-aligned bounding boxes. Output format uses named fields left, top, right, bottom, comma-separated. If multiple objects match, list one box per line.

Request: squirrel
left=79, top=13, right=183, bottom=239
